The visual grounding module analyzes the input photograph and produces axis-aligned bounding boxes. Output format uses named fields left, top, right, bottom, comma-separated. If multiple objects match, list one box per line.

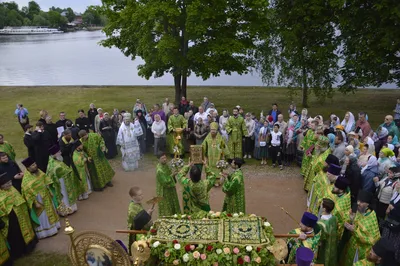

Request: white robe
left=35, top=194, right=60, bottom=239
left=59, top=177, right=78, bottom=215
left=117, top=122, right=142, bottom=171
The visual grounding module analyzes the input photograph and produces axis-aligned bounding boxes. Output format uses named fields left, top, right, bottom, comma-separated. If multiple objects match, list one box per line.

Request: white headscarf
left=341, top=112, right=355, bottom=133
left=361, top=155, right=378, bottom=174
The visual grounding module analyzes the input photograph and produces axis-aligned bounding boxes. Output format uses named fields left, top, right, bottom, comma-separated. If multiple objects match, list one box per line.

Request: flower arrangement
left=149, top=212, right=276, bottom=265
left=216, top=159, right=229, bottom=170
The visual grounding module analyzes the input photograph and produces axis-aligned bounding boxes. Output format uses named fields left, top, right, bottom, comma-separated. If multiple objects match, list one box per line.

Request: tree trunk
left=301, top=66, right=308, bottom=108
left=181, top=74, right=187, bottom=98
left=174, top=75, right=181, bottom=105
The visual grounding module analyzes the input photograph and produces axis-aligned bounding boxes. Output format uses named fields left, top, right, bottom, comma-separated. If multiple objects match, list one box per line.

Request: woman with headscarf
left=361, top=155, right=380, bottom=193
left=99, top=112, right=118, bottom=159
left=300, top=108, right=308, bottom=121
left=387, top=135, right=400, bottom=157
left=135, top=110, right=148, bottom=156
left=378, top=148, right=396, bottom=174
left=133, top=99, right=148, bottom=115
left=314, top=115, right=324, bottom=126
left=341, top=112, right=355, bottom=134
left=363, top=135, right=376, bottom=155
left=329, top=114, right=341, bottom=129
left=303, top=128, right=330, bottom=191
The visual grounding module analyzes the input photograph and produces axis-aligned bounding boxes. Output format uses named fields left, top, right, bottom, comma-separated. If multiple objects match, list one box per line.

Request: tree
left=48, top=10, right=64, bottom=27
left=3, top=2, right=19, bottom=12
left=83, top=5, right=103, bottom=26
left=49, top=6, right=63, bottom=13
left=257, top=0, right=340, bottom=107
left=0, top=5, right=7, bottom=28
left=23, top=17, right=31, bottom=26
left=6, top=9, right=23, bottom=26
left=337, top=1, right=400, bottom=89
left=65, top=7, right=75, bottom=22
left=100, top=0, right=269, bottom=104
left=28, top=1, right=41, bottom=20
left=32, top=14, right=48, bottom=26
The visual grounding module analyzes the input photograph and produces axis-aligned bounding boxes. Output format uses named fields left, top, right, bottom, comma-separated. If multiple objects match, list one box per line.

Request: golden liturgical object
left=267, top=238, right=288, bottom=262
left=131, top=240, right=151, bottom=265
left=173, top=128, right=183, bottom=158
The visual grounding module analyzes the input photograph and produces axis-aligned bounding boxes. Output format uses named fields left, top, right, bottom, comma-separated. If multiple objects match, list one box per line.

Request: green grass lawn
left=15, top=252, right=70, bottom=266
left=0, top=86, right=397, bottom=158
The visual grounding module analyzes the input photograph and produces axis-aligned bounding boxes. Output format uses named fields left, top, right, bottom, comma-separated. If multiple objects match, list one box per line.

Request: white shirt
left=245, top=119, right=255, bottom=137
left=320, top=214, right=332, bottom=221
left=270, top=131, right=282, bottom=146
left=151, top=120, right=166, bottom=138
left=194, top=112, right=209, bottom=125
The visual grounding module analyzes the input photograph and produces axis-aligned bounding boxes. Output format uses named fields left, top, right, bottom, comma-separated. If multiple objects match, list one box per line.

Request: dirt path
left=36, top=161, right=307, bottom=254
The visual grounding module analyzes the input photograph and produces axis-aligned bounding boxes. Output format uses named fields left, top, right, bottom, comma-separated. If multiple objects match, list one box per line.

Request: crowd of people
left=0, top=97, right=400, bottom=265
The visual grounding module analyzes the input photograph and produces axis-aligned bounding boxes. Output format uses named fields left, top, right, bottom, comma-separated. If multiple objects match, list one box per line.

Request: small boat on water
left=0, top=26, right=64, bottom=35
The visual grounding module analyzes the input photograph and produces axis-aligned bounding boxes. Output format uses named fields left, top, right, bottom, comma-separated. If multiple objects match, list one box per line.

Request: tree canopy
left=0, top=1, right=106, bottom=29
left=100, top=0, right=270, bottom=103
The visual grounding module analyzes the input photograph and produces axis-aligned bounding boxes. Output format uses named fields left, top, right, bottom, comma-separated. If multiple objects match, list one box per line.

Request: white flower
left=239, top=212, right=244, bottom=216
left=153, top=241, right=160, bottom=248
left=216, top=249, right=222, bottom=255
left=233, top=213, right=239, bottom=218
left=181, top=214, right=186, bottom=218
left=264, top=222, right=271, bottom=227
left=211, top=213, right=216, bottom=218
left=174, top=244, right=181, bottom=250
left=173, top=214, right=178, bottom=218
left=182, top=253, right=190, bottom=262
left=246, top=246, right=253, bottom=252
left=209, top=210, right=215, bottom=214
left=198, top=244, right=204, bottom=249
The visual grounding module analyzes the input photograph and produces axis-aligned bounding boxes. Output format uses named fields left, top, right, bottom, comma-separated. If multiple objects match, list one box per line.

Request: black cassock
left=6, top=210, right=38, bottom=260
left=0, top=160, right=22, bottom=192
left=100, top=120, right=118, bottom=159
left=23, top=133, right=35, bottom=159
left=31, top=130, right=52, bottom=172
left=59, top=138, right=73, bottom=167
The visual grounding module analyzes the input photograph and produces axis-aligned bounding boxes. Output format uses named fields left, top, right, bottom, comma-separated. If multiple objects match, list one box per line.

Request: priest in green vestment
left=222, top=158, right=246, bottom=214
left=0, top=219, right=10, bottom=266
left=287, top=212, right=321, bottom=264
left=21, top=157, right=60, bottom=239
left=300, top=121, right=318, bottom=176
left=308, top=154, right=340, bottom=213
left=202, top=122, right=230, bottom=185
left=167, top=107, right=188, bottom=156
left=316, top=198, right=338, bottom=266
left=304, top=132, right=330, bottom=192
left=330, top=176, right=351, bottom=241
left=127, top=187, right=154, bottom=255
left=0, top=173, right=37, bottom=262
left=225, top=108, right=248, bottom=159
left=313, top=163, right=341, bottom=216
left=71, top=140, right=92, bottom=200
left=78, top=130, right=114, bottom=191
left=0, top=135, right=16, bottom=162
left=341, top=190, right=380, bottom=266
left=46, top=145, right=79, bottom=216
left=176, top=160, right=216, bottom=214
left=156, top=153, right=180, bottom=217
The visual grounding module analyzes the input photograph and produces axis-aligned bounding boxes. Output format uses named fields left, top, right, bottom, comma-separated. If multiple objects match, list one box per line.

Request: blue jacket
left=361, top=165, right=379, bottom=194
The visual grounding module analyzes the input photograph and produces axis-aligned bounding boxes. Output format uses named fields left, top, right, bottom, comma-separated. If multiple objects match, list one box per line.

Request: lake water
left=0, top=31, right=265, bottom=86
